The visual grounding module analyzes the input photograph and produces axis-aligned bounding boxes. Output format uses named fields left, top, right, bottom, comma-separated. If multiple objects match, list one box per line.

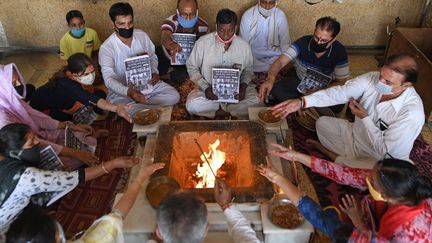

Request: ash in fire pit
left=152, top=121, right=273, bottom=202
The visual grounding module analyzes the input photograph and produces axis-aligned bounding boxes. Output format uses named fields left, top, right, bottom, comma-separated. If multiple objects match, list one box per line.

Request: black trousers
left=155, top=46, right=189, bottom=85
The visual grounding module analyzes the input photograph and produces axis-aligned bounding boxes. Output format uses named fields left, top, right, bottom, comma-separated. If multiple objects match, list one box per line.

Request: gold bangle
left=101, top=162, right=109, bottom=174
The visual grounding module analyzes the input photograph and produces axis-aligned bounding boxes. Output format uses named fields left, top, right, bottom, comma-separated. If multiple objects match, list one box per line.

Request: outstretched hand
left=75, top=150, right=99, bottom=166
left=268, top=143, right=300, bottom=161
left=339, top=194, right=367, bottom=231
left=111, top=156, right=140, bottom=169
left=135, top=163, right=166, bottom=185
left=257, top=163, right=283, bottom=184
left=116, top=104, right=132, bottom=123
left=271, top=99, right=302, bottom=118
left=68, top=123, right=95, bottom=136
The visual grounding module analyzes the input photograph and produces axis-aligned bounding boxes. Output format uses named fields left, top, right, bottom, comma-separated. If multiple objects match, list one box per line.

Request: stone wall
left=0, top=0, right=426, bottom=48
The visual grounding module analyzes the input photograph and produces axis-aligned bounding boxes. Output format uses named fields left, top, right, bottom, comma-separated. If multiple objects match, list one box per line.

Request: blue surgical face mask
left=177, top=9, right=198, bottom=29
left=70, top=27, right=85, bottom=38
left=375, top=80, right=393, bottom=95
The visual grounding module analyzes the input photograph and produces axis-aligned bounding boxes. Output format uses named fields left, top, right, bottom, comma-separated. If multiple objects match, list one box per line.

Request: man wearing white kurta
left=240, top=0, right=290, bottom=73
left=186, top=9, right=260, bottom=119
left=99, top=2, right=179, bottom=116
left=272, top=54, right=425, bottom=169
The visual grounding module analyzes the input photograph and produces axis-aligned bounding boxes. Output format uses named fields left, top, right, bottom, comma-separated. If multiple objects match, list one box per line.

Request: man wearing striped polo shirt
left=156, top=0, right=209, bottom=85
left=259, top=16, right=349, bottom=112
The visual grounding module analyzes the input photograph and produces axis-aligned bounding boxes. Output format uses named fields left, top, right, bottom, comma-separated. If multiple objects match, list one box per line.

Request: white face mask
left=258, top=1, right=276, bottom=17
left=78, top=72, right=95, bottom=85
left=375, top=80, right=393, bottom=95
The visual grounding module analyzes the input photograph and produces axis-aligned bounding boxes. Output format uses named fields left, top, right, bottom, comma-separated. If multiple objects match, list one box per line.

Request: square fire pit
left=152, top=121, right=273, bottom=202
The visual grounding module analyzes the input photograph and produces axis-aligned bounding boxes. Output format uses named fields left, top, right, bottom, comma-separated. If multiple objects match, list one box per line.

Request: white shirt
left=305, top=71, right=425, bottom=162
left=99, top=29, right=159, bottom=99
left=224, top=205, right=261, bottom=243
left=240, top=6, right=290, bottom=72
left=187, top=32, right=254, bottom=91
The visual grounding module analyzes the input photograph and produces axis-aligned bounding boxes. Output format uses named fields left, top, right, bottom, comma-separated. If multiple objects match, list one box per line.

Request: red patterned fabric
left=311, top=156, right=432, bottom=242
left=51, top=117, right=136, bottom=237
left=348, top=229, right=388, bottom=243
left=311, top=156, right=370, bottom=191
left=379, top=200, right=426, bottom=239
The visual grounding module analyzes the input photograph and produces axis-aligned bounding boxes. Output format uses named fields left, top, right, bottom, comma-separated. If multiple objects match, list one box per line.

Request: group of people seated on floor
left=0, top=0, right=430, bottom=242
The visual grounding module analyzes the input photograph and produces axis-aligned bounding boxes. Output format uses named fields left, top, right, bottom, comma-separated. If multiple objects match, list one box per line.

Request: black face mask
left=310, top=38, right=331, bottom=53
left=9, top=144, right=41, bottom=164
left=117, top=27, right=134, bottom=38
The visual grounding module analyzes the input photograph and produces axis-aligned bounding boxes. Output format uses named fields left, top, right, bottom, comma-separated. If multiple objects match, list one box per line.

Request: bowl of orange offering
left=258, top=109, right=282, bottom=124
left=133, top=109, right=160, bottom=126
left=268, top=194, right=304, bottom=229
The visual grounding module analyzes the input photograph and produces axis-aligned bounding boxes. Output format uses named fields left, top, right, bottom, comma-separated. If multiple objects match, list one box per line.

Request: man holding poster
left=186, top=9, right=260, bottom=119
left=99, top=2, right=179, bottom=116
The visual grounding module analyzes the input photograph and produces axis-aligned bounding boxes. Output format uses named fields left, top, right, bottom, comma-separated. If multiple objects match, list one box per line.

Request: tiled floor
left=1, top=50, right=431, bottom=144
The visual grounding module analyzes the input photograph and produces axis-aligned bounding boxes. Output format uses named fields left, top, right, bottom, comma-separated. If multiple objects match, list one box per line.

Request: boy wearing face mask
left=99, top=2, right=180, bottom=116
left=259, top=16, right=348, bottom=112
left=59, top=10, right=101, bottom=61
left=270, top=54, right=425, bottom=169
left=239, top=0, right=290, bottom=74
left=156, top=0, right=209, bottom=85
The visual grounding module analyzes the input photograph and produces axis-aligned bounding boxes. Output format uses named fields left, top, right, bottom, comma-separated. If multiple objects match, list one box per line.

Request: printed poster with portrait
left=65, top=127, right=96, bottom=153
left=297, top=68, right=332, bottom=94
left=124, top=54, right=153, bottom=94
left=39, top=145, right=64, bottom=171
left=211, top=67, right=240, bottom=103
left=165, top=33, right=196, bottom=65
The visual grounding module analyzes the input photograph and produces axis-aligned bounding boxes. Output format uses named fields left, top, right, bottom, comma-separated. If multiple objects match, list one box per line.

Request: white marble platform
left=118, top=127, right=313, bottom=243
left=261, top=203, right=314, bottom=242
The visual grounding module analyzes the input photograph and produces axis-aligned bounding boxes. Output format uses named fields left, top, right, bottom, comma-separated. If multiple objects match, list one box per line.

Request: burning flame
left=196, top=139, right=226, bottom=188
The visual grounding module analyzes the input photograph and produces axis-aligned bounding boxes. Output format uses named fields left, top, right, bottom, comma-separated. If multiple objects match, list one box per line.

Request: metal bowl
left=133, top=109, right=160, bottom=126
left=268, top=194, right=304, bottom=229
left=145, top=176, right=180, bottom=208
